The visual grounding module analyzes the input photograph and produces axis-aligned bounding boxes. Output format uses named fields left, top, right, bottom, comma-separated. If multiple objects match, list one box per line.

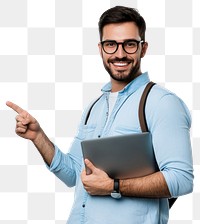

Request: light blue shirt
left=48, top=72, right=193, bottom=224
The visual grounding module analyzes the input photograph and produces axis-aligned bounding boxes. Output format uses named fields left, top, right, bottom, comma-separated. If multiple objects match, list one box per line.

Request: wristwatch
left=111, top=179, right=121, bottom=199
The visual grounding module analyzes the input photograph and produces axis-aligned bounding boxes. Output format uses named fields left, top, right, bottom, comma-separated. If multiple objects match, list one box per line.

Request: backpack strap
left=84, top=95, right=103, bottom=125
left=85, top=82, right=156, bottom=126
left=138, top=81, right=156, bottom=132
left=138, top=82, right=177, bottom=209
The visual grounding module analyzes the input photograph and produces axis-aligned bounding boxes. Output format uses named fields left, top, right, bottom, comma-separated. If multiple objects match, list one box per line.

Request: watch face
left=111, top=192, right=121, bottom=199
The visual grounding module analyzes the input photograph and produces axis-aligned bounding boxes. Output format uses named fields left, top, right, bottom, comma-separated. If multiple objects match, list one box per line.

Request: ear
left=140, top=42, right=148, bottom=58
left=98, top=42, right=103, bottom=58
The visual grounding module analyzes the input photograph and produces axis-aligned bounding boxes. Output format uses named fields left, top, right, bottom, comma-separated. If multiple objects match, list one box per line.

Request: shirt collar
left=101, top=72, right=151, bottom=95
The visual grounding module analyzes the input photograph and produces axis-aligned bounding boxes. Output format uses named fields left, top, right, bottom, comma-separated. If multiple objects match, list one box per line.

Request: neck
left=111, top=80, right=129, bottom=92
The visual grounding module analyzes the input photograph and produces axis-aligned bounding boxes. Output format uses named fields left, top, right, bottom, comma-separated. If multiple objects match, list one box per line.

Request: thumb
left=21, top=114, right=31, bottom=125
left=22, top=113, right=37, bottom=126
left=84, top=159, right=96, bottom=173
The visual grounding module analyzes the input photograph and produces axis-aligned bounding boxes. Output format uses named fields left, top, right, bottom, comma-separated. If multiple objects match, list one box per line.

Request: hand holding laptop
left=81, top=159, right=113, bottom=196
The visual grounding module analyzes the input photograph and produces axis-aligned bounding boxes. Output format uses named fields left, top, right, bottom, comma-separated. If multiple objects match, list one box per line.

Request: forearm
left=32, top=128, right=55, bottom=166
left=120, top=171, right=171, bottom=198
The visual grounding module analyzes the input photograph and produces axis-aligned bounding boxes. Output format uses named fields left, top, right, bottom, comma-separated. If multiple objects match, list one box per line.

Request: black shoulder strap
left=84, top=95, right=103, bottom=125
left=138, top=81, right=177, bottom=209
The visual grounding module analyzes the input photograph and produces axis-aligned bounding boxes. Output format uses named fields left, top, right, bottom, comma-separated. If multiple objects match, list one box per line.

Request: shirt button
left=82, top=204, right=85, bottom=208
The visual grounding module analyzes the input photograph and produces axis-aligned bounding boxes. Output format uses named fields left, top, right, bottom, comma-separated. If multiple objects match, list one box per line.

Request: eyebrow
left=102, top=38, right=141, bottom=42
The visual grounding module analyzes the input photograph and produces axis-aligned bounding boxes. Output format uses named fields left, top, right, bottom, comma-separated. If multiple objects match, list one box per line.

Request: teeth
left=113, top=62, right=128, bottom=67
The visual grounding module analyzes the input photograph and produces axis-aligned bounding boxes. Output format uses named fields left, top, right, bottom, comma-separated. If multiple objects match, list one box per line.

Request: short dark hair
left=98, top=6, right=146, bottom=41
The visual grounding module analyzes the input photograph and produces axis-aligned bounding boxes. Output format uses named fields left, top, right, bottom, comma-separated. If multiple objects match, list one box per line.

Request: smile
left=113, top=62, right=129, bottom=67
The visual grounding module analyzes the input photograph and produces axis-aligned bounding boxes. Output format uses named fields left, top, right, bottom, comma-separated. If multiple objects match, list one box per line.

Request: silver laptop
left=81, top=132, right=159, bottom=179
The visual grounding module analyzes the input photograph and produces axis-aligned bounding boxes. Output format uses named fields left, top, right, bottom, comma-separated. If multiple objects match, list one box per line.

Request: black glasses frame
left=100, top=39, right=144, bottom=54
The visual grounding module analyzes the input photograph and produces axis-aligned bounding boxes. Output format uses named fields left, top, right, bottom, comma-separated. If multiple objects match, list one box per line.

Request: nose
left=115, top=43, right=127, bottom=58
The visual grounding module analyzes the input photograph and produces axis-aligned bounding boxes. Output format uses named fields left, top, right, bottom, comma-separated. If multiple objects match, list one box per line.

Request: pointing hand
left=6, top=101, right=41, bottom=141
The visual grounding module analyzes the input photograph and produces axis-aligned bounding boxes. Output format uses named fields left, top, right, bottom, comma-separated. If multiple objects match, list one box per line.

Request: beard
left=103, top=57, right=141, bottom=83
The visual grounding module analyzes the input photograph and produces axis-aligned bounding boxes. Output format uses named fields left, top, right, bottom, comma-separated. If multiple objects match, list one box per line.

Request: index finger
left=6, top=101, right=24, bottom=114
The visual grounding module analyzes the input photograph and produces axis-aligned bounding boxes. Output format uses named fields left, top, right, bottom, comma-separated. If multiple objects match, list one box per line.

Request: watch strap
left=113, top=179, right=120, bottom=193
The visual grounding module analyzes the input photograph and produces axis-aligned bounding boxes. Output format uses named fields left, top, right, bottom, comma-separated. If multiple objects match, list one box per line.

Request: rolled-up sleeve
left=150, top=93, right=194, bottom=197
left=46, top=145, right=77, bottom=187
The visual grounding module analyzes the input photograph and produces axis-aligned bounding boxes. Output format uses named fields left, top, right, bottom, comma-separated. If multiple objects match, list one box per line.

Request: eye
left=104, top=41, right=116, bottom=48
left=125, top=41, right=137, bottom=48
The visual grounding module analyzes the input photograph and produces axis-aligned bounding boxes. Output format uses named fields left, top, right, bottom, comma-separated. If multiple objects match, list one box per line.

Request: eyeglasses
left=100, top=39, right=144, bottom=54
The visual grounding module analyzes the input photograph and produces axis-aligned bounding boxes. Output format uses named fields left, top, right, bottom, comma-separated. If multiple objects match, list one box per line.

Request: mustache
left=108, top=57, right=133, bottom=63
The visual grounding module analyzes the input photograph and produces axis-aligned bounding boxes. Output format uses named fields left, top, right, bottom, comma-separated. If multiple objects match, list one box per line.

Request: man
left=7, top=6, right=193, bottom=224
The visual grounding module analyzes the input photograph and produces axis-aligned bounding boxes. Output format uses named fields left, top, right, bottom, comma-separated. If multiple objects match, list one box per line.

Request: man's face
left=99, top=22, right=147, bottom=83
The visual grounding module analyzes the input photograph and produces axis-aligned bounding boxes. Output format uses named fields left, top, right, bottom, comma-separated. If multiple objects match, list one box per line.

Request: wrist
left=32, top=128, right=44, bottom=144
